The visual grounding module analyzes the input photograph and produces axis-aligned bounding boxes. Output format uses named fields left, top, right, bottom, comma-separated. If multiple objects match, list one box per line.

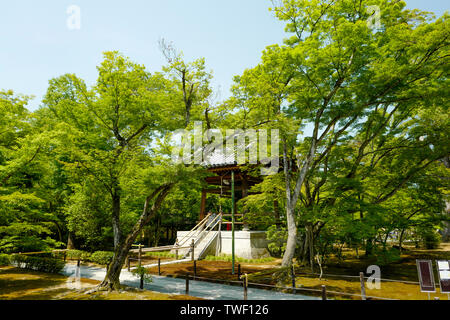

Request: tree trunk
left=147, top=228, right=152, bottom=247
left=281, top=141, right=317, bottom=267
left=112, top=191, right=122, bottom=249
left=100, top=239, right=132, bottom=290
left=52, top=221, right=63, bottom=242
left=443, top=201, right=450, bottom=242
left=399, top=228, right=406, bottom=254
left=154, top=215, right=161, bottom=247
left=99, top=183, right=174, bottom=290
left=281, top=204, right=297, bottom=267
left=383, top=231, right=390, bottom=249
left=308, top=225, right=315, bottom=273
left=302, top=229, right=309, bottom=264
left=67, top=232, right=76, bottom=250
left=441, top=157, right=450, bottom=241
left=297, top=225, right=314, bottom=270
left=365, top=238, right=374, bottom=257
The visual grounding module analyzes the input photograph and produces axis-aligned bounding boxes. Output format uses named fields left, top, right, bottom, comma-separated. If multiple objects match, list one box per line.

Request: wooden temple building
left=199, top=163, right=263, bottom=228
left=175, top=161, right=273, bottom=260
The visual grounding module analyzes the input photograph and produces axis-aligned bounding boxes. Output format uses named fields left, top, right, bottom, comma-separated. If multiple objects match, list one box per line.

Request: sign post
left=436, top=260, right=450, bottom=299
left=231, top=170, right=235, bottom=275
left=416, top=260, right=436, bottom=299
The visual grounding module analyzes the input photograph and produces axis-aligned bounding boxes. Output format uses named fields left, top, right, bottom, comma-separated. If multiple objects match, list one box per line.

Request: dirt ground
left=145, top=259, right=279, bottom=282
left=143, top=244, right=450, bottom=282
left=2, top=244, right=449, bottom=300
left=141, top=243, right=450, bottom=300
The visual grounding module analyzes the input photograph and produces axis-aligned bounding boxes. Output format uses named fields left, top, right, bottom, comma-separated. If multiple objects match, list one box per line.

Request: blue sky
left=0, top=0, right=448, bottom=111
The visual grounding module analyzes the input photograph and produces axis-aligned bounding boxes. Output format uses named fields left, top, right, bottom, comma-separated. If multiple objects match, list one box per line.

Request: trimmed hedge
left=65, top=250, right=115, bottom=265
left=0, top=254, right=10, bottom=266
left=144, top=251, right=176, bottom=259
left=66, top=250, right=91, bottom=261
left=204, top=254, right=275, bottom=264
left=10, top=254, right=65, bottom=274
left=89, top=251, right=114, bottom=265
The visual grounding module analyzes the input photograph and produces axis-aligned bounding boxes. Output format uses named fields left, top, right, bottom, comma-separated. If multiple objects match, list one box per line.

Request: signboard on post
left=416, top=260, right=436, bottom=293
left=436, top=260, right=450, bottom=294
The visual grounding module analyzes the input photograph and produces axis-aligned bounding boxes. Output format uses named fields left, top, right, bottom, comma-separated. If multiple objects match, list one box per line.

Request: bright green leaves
left=0, top=192, right=61, bottom=253
left=38, top=49, right=217, bottom=251
left=234, top=0, right=449, bottom=264
left=95, top=51, right=161, bottom=143
left=0, top=92, right=63, bottom=253
left=0, top=90, right=31, bottom=150
left=160, top=40, right=214, bottom=128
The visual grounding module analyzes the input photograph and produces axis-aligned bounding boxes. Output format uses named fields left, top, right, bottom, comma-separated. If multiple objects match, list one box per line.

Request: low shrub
left=422, top=230, right=441, bottom=249
left=66, top=250, right=91, bottom=261
left=89, top=251, right=114, bottom=265
left=10, top=254, right=27, bottom=267
left=10, top=254, right=65, bottom=274
left=0, top=254, right=10, bottom=266
left=372, top=247, right=401, bottom=266
left=51, top=251, right=67, bottom=260
left=266, top=225, right=288, bottom=258
left=144, top=251, right=176, bottom=259
left=33, top=252, right=54, bottom=259
left=204, top=254, right=275, bottom=264
left=131, top=266, right=153, bottom=287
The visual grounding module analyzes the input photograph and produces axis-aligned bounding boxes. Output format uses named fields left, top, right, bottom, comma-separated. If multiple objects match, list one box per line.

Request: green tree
left=159, top=39, right=214, bottom=128
left=227, top=0, right=448, bottom=269
left=0, top=91, right=62, bottom=252
left=41, top=50, right=214, bottom=290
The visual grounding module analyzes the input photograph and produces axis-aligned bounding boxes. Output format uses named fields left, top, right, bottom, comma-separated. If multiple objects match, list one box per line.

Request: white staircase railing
left=130, top=213, right=223, bottom=264
left=195, top=217, right=222, bottom=259
left=182, top=213, right=222, bottom=260
left=176, top=213, right=213, bottom=248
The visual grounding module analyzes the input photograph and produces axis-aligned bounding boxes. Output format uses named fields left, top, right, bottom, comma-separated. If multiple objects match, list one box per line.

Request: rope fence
left=156, top=270, right=400, bottom=301
left=295, top=271, right=425, bottom=285
left=116, top=256, right=432, bottom=300
left=25, top=250, right=425, bottom=300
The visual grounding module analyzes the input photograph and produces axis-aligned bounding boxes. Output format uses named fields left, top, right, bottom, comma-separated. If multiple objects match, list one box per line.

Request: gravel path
left=62, top=264, right=319, bottom=301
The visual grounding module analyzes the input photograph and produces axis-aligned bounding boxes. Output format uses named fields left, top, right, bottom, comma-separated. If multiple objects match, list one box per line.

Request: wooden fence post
left=191, top=239, right=195, bottom=261
left=237, top=264, right=241, bottom=281
left=242, top=273, right=248, bottom=300
left=138, top=245, right=142, bottom=267
left=185, top=274, right=190, bottom=295
left=77, top=259, right=80, bottom=267
left=158, top=258, right=161, bottom=276
left=360, top=272, right=366, bottom=300
left=322, top=285, right=327, bottom=301
left=193, top=260, right=197, bottom=279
